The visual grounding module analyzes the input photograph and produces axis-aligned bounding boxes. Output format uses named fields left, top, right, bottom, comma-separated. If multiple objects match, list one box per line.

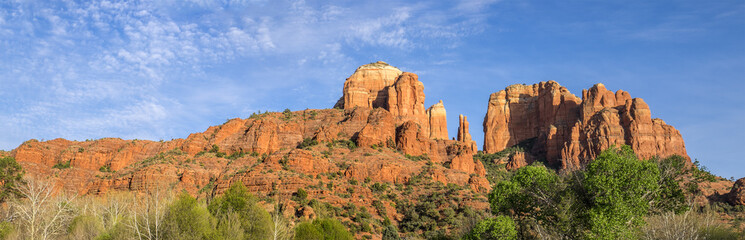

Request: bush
left=52, top=160, right=72, bottom=169
left=293, top=188, right=308, bottom=205
left=162, top=192, right=215, bottom=240
left=463, top=216, right=517, bottom=240
left=99, top=165, right=112, bottom=172
left=369, top=183, right=388, bottom=193
left=208, top=183, right=273, bottom=240
left=332, top=140, right=357, bottom=150
left=294, top=218, right=353, bottom=240
left=298, top=138, right=318, bottom=149
left=382, top=224, right=400, bottom=240
left=294, top=221, right=323, bottom=240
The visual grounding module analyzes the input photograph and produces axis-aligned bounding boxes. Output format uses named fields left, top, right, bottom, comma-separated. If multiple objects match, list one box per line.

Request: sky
left=0, top=0, right=743, bottom=179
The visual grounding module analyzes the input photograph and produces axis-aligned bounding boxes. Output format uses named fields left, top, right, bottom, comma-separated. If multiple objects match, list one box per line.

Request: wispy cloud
left=0, top=0, right=500, bottom=149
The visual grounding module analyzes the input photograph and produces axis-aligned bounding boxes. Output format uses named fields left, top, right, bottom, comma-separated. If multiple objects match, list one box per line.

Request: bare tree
left=126, top=187, right=171, bottom=240
left=271, top=201, right=292, bottom=240
left=99, top=191, right=129, bottom=230
left=9, top=178, right=75, bottom=240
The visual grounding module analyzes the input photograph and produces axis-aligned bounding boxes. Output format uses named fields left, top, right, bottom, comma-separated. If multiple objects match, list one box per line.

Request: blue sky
left=1, top=0, right=743, bottom=179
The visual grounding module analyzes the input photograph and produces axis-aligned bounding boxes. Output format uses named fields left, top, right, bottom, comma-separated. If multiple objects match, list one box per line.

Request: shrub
left=294, top=218, right=353, bottom=240
left=370, top=183, right=388, bottom=193
left=99, top=165, right=112, bottom=173
left=209, top=145, right=220, bottom=153
left=298, top=138, right=318, bottom=149
left=293, top=188, right=308, bottom=204
left=161, top=192, right=215, bottom=240
left=381, top=224, right=400, bottom=240
left=208, top=183, right=273, bottom=239
left=53, top=160, right=72, bottom=169
left=293, top=221, right=323, bottom=240
left=463, top=216, right=518, bottom=240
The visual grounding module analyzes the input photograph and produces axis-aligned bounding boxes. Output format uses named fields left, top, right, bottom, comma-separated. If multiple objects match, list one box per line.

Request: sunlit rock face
left=336, top=61, right=449, bottom=140
left=483, top=81, right=688, bottom=170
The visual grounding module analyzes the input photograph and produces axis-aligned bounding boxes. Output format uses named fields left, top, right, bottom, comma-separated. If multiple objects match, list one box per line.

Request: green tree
left=651, top=155, right=688, bottom=214
left=463, top=216, right=517, bottom=240
left=0, top=156, right=24, bottom=202
left=162, top=192, right=215, bottom=240
left=584, top=146, right=660, bottom=239
left=487, top=164, right=585, bottom=238
left=381, top=224, right=400, bottom=240
left=293, top=218, right=353, bottom=240
left=293, top=222, right=322, bottom=240
left=208, top=183, right=273, bottom=240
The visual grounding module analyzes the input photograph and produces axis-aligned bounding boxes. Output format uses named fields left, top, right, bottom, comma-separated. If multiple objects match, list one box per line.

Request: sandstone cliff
left=11, top=62, right=491, bottom=199
left=336, top=61, right=449, bottom=140
left=483, top=81, right=689, bottom=170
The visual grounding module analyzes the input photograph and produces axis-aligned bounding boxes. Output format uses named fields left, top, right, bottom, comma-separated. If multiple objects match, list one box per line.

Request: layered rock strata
left=483, top=81, right=689, bottom=170
left=13, top=107, right=489, bottom=196
left=336, top=61, right=448, bottom=140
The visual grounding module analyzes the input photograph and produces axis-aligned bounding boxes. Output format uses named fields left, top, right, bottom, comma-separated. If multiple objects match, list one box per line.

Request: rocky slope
left=9, top=63, right=491, bottom=239
left=483, top=81, right=689, bottom=170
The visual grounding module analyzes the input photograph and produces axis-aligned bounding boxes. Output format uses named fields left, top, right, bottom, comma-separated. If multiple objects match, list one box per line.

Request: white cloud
left=0, top=0, right=501, bottom=149
left=457, top=0, right=501, bottom=12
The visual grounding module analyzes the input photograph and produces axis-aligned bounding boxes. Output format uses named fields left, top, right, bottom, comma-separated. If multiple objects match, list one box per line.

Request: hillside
left=3, top=61, right=743, bottom=239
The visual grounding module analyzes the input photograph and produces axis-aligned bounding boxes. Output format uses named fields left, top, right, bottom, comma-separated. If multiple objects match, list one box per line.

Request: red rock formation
left=387, top=72, right=428, bottom=133
left=337, top=61, right=402, bottom=109
left=483, top=81, right=689, bottom=170
left=427, top=100, right=448, bottom=140
left=356, top=108, right=396, bottom=148
left=395, top=121, right=429, bottom=157
left=729, top=178, right=745, bottom=206
left=457, top=115, right=478, bottom=152
left=505, top=152, right=533, bottom=171
left=336, top=61, right=450, bottom=140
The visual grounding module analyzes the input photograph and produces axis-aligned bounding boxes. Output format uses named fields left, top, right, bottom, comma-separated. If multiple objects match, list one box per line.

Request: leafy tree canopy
left=0, top=156, right=24, bottom=202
